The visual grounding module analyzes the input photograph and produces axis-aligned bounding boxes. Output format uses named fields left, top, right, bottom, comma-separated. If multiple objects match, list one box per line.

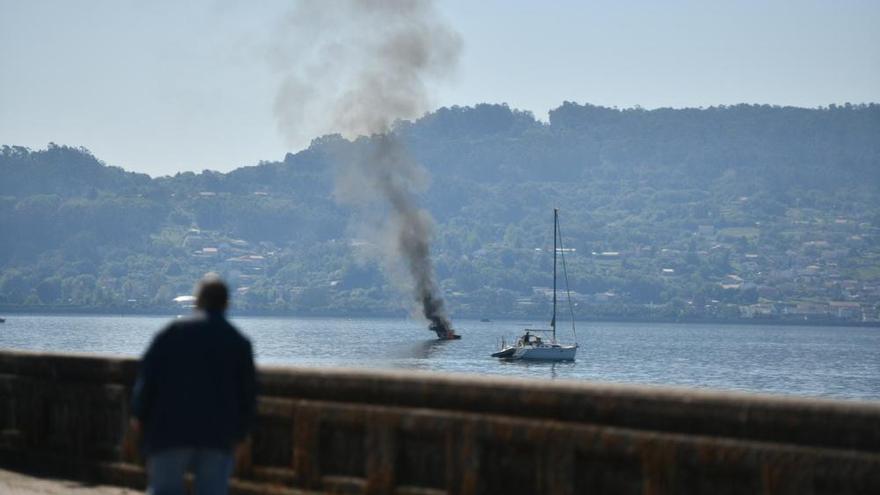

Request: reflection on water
left=0, top=314, right=878, bottom=401
left=499, top=360, right=577, bottom=380
left=389, top=338, right=450, bottom=360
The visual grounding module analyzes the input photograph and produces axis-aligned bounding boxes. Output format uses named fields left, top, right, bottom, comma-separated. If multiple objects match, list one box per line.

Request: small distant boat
left=0, top=317, right=5, bottom=323
left=493, top=209, right=578, bottom=361
left=480, top=318, right=491, bottom=322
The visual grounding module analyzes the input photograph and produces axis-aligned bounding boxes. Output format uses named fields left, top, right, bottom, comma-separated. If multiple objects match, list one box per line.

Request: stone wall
left=0, top=349, right=878, bottom=494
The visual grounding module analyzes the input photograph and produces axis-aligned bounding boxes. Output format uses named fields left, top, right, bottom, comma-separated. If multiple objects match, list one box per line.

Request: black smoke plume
left=271, top=0, right=461, bottom=338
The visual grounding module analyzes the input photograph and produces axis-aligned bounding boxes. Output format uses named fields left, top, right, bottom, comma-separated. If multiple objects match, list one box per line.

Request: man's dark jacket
left=131, top=311, right=256, bottom=455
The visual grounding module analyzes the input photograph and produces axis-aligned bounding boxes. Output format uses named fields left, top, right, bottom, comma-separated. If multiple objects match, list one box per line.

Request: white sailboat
left=492, top=209, right=578, bottom=361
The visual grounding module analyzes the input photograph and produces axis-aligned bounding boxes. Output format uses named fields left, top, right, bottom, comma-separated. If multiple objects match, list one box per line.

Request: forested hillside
left=2, top=102, right=879, bottom=322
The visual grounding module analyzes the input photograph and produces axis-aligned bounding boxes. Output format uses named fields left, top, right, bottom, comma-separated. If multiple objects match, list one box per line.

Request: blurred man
left=130, top=273, right=256, bottom=495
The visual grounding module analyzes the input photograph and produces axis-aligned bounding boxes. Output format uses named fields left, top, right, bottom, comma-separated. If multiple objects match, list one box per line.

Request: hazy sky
left=2, top=0, right=878, bottom=176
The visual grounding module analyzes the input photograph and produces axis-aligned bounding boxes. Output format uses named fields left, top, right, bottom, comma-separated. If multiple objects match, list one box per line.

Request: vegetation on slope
left=1, top=102, right=878, bottom=322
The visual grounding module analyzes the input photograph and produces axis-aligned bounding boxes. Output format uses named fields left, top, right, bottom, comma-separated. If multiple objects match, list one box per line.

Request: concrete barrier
left=0, top=349, right=878, bottom=494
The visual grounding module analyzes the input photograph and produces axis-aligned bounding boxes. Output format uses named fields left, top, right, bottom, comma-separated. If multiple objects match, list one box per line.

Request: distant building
left=172, top=295, right=196, bottom=309
left=193, top=247, right=219, bottom=258
left=595, top=291, right=617, bottom=302
left=720, top=274, right=744, bottom=290
left=592, top=251, right=620, bottom=258
left=741, top=303, right=776, bottom=318
left=829, top=301, right=862, bottom=319
left=785, top=302, right=830, bottom=317
left=515, top=298, right=536, bottom=307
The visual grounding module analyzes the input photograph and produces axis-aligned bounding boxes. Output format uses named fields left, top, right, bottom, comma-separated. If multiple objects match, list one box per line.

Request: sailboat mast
left=552, top=208, right=558, bottom=342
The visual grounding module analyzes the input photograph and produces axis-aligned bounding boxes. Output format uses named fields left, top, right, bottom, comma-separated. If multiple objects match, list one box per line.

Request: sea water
left=1, top=314, right=878, bottom=401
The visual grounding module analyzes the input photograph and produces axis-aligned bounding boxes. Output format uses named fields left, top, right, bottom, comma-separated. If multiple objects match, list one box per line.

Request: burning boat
left=430, top=321, right=461, bottom=340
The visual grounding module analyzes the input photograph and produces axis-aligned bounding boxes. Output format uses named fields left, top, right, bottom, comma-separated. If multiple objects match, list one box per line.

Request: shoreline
left=1, top=306, right=878, bottom=329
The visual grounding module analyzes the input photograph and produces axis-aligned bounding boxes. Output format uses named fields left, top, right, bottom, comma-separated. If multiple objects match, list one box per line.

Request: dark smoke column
left=272, top=0, right=461, bottom=339
left=373, top=136, right=458, bottom=339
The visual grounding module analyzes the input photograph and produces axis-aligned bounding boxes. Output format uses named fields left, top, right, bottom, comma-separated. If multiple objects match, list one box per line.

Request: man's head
left=195, top=273, right=229, bottom=313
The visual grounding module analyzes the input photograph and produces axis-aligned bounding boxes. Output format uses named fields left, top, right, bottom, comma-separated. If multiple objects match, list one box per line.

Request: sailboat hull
left=513, top=344, right=577, bottom=361
left=491, top=347, right=516, bottom=358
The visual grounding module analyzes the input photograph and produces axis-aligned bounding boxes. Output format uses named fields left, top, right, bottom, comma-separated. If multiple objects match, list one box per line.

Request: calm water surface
left=1, top=314, right=878, bottom=401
